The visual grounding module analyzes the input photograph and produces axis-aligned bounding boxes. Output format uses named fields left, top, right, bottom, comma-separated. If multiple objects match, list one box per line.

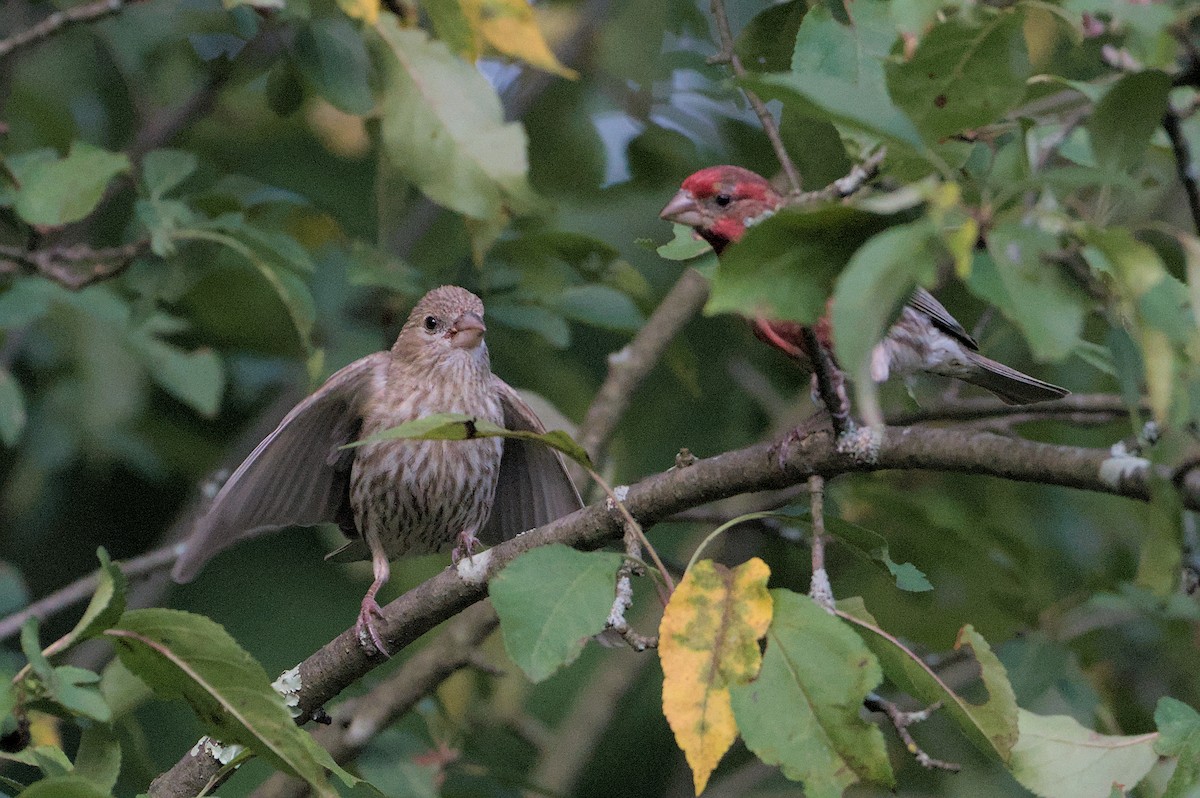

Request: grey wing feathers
left=479, top=379, right=584, bottom=546
left=906, top=287, right=978, bottom=350
left=171, top=353, right=389, bottom=582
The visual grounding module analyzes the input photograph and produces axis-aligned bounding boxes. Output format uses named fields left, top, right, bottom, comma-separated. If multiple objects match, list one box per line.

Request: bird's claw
left=356, top=596, right=390, bottom=657
left=451, top=530, right=480, bottom=565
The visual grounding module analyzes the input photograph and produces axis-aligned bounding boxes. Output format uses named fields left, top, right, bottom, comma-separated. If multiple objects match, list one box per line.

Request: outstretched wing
left=172, top=353, right=389, bottom=582
left=906, top=287, right=978, bottom=350
left=479, top=380, right=584, bottom=545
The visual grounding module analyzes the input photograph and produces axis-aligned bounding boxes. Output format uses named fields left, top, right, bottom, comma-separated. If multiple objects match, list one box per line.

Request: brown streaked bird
left=172, top=286, right=582, bottom=654
left=660, top=165, right=1070, bottom=405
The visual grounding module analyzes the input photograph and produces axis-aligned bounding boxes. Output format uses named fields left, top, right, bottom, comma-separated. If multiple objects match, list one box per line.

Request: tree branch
left=249, top=602, right=500, bottom=798
left=885, top=393, right=1140, bottom=427
left=0, top=542, right=180, bottom=642
left=578, top=268, right=710, bottom=465
left=146, top=419, right=1200, bottom=796
left=0, top=240, right=149, bottom=290
left=705, top=0, right=802, bottom=192
left=1163, top=104, right=1200, bottom=236
left=0, top=0, right=153, bottom=60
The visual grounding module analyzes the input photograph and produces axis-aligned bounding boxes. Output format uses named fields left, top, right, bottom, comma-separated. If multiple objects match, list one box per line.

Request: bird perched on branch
left=172, top=286, right=582, bottom=655
left=660, top=165, right=1069, bottom=406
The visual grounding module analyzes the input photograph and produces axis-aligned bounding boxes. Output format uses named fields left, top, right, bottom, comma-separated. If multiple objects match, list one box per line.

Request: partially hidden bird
left=172, top=286, right=583, bottom=654
left=660, top=165, right=1069, bottom=405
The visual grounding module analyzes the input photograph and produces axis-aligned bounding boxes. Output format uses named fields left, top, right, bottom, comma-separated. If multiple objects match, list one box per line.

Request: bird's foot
left=772, top=425, right=813, bottom=471
left=451, top=530, right=481, bottom=565
left=356, top=596, right=390, bottom=657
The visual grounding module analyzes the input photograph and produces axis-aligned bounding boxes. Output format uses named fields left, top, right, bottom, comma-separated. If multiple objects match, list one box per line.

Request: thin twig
left=0, top=542, right=181, bottom=642
left=0, top=0, right=153, bottom=59
left=885, top=393, right=1140, bottom=427
left=604, top=526, right=659, bottom=651
left=807, top=475, right=833, bottom=610
left=578, top=269, right=711, bottom=466
left=801, top=326, right=852, bottom=436
left=792, top=147, right=887, bottom=205
left=1163, top=106, right=1200, bottom=236
left=705, top=0, right=802, bottom=192
left=864, top=694, right=961, bottom=772
left=0, top=240, right=149, bottom=290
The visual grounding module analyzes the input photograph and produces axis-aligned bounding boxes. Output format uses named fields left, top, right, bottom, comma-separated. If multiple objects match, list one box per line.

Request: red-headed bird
left=173, top=286, right=582, bottom=654
left=660, top=165, right=1069, bottom=405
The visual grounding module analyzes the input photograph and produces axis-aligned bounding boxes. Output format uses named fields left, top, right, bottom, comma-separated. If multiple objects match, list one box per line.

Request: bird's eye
left=423, top=316, right=439, bottom=332
left=715, top=193, right=732, bottom=207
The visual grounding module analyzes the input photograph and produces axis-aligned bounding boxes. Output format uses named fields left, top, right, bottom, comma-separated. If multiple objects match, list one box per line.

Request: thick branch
left=249, top=602, right=499, bottom=798
left=148, top=420, right=1198, bottom=796
left=0, top=0, right=153, bottom=59
left=578, top=269, right=710, bottom=463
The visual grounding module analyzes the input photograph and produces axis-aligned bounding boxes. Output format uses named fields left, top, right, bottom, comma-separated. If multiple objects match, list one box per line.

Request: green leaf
left=73, top=724, right=121, bottom=794
left=20, top=620, right=111, bottom=723
left=14, top=774, right=114, bottom=798
left=0, top=745, right=72, bottom=777
left=486, top=301, right=571, bottom=348
left=14, top=143, right=130, bottom=227
left=656, top=224, right=710, bottom=261
left=174, top=225, right=316, bottom=354
left=745, top=72, right=926, bottom=154
left=490, top=545, right=623, bottom=682
left=736, top=0, right=807, bottom=73
left=976, top=224, right=1086, bottom=361
left=886, top=12, right=1031, bottom=142
left=59, top=548, right=127, bottom=650
left=293, top=17, right=375, bottom=116
left=347, top=412, right=593, bottom=469
left=831, top=220, right=941, bottom=380
left=423, top=0, right=475, bottom=58
left=0, top=367, right=26, bottom=446
left=1154, top=697, right=1200, bottom=797
left=730, top=590, right=894, bottom=797
left=107, top=608, right=339, bottom=797
left=1087, top=70, right=1171, bottom=171
left=127, top=335, right=224, bottom=417
left=839, top=602, right=1019, bottom=760
left=554, top=285, right=644, bottom=331
left=706, top=205, right=894, bottom=324
left=0, top=149, right=57, bottom=208
left=266, top=57, right=307, bottom=117
left=791, top=0, right=893, bottom=93
left=346, top=241, right=421, bottom=295
left=821, top=517, right=933, bottom=592
left=375, top=19, right=537, bottom=232
left=1009, top=709, right=1157, bottom=798
left=141, top=150, right=197, bottom=200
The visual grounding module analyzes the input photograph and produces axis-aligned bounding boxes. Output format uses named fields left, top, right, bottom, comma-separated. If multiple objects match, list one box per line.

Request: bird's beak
left=660, top=189, right=704, bottom=227
left=449, top=312, right=486, bottom=349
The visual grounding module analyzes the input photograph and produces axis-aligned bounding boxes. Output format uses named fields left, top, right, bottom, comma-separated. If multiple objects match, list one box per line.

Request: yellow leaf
left=660, top=558, right=773, bottom=795
left=460, top=0, right=578, bottom=78
left=337, top=0, right=380, bottom=24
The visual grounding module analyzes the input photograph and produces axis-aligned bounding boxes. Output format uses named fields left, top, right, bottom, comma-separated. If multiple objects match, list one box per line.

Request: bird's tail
left=961, top=351, right=1070, bottom=405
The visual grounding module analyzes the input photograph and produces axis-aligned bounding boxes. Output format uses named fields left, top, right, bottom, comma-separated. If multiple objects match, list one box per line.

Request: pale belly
left=349, top=397, right=505, bottom=558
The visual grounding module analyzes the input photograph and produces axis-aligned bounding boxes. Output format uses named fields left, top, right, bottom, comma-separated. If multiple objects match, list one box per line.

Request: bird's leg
left=451, top=528, right=481, bottom=565
left=356, top=550, right=391, bottom=657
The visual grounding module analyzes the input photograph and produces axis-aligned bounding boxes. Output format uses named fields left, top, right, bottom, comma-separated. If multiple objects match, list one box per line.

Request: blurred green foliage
left=0, top=0, right=1199, bottom=795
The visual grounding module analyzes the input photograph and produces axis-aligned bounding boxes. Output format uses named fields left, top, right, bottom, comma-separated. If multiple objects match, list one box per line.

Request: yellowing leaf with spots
left=460, top=0, right=578, bottom=78
left=337, top=0, right=380, bottom=23
left=660, top=558, right=772, bottom=795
